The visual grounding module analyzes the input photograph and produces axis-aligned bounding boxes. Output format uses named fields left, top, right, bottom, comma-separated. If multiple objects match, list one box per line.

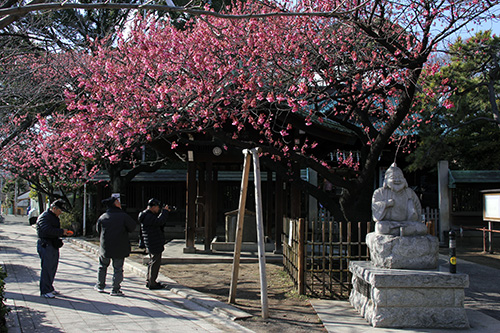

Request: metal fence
left=283, top=217, right=373, bottom=299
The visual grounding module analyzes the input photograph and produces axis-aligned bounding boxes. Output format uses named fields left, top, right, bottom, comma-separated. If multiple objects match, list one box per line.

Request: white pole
left=250, top=147, right=269, bottom=319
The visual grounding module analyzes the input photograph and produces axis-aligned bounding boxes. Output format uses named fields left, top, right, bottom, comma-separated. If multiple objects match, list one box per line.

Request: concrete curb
left=67, top=237, right=252, bottom=322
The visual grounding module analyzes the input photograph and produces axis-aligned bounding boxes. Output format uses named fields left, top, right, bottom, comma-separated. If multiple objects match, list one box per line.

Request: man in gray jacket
left=95, top=196, right=136, bottom=296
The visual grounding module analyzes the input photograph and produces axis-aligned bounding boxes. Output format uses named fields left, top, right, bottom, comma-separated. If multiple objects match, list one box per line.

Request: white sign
left=484, top=193, right=500, bottom=221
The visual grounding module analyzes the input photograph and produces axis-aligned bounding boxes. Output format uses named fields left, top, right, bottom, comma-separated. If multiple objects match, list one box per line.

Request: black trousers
left=147, top=252, right=162, bottom=286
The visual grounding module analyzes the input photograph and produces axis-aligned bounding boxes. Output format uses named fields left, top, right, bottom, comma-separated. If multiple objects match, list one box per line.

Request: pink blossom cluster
left=1, top=0, right=497, bottom=184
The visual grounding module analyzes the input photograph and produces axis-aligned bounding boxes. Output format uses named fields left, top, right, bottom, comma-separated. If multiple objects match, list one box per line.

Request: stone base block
left=366, top=232, right=439, bottom=269
left=349, top=261, right=469, bottom=329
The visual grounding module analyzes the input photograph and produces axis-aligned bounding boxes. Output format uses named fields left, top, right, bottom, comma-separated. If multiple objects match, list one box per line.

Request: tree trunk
left=339, top=176, right=373, bottom=223
left=37, top=192, right=45, bottom=213
left=106, top=163, right=125, bottom=196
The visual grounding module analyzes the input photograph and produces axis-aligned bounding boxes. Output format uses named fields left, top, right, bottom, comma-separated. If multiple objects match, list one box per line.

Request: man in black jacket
left=95, top=196, right=136, bottom=296
left=36, top=199, right=73, bottom=298
left=139, top=198, right=170, bottom=290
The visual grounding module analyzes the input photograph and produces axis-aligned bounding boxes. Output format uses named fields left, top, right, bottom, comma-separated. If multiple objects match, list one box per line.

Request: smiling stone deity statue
left=372, top=163, right=427, bottom=237
left=366, top=163, right=438, bottom=269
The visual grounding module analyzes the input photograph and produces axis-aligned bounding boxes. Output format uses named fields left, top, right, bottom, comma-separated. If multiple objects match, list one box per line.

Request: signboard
left=483, top=193, right=500, bottom=222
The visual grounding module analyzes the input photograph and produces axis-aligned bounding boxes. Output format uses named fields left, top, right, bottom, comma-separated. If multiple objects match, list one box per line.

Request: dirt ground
left=158, top=262, right=326, bottom=333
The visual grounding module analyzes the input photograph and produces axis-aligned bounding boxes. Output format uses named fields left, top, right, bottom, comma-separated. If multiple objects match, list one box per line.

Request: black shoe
left=148, top=283, right=166, bottom=290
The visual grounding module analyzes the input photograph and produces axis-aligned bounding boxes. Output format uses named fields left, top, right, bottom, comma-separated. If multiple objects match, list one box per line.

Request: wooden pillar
left=184, top=160, right=196, bottom=253
left=308, top=169, right=318, bottom=222
left=197, top=163, right=206, bottom=243
left=291, top=163, right=301, bottom=219
left=274, top=173, right=284, bottom=254
left=265, top=170, right=273, bottom=238
left=211, top=170, right=219, bottom=240
left=229, top=151, right=252, bottom=304
left=204, top=161, right=214, bottom=252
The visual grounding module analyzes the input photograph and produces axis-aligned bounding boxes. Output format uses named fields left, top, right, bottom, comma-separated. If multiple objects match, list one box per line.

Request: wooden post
left=204, top=162, right=213, bottom=252
left=483, top=227, right=487, bottom=253
left=291, top=163, right=301, bottom=218
left=274, top=174, right=284, bottom=254
left=198, top=163, right=206, bottom=248
left=308, top=169, right=318, bottom=223
left=426, top=220, right=435, bottom=236
left=228, top=150, right=252, bottom=304
left=265, top=170, right=273, bottom=238
left=250, top=147, right=269, bottom=319
left=184, top=161, right=197, bottom=253
left=297, top=218, right=305, bottom=295
left=211, top=170, right=219, bottom=241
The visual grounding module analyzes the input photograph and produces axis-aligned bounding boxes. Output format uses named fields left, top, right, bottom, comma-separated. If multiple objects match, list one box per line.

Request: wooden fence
left=423, top=207, right=439, bottom=236
left=282, top=217, right=373, bottom=299
left=282, top=207, right=438, bottom=299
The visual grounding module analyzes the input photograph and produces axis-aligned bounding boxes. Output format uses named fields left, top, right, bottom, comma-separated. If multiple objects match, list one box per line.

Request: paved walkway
left=1, top=215, right=252, bottom=332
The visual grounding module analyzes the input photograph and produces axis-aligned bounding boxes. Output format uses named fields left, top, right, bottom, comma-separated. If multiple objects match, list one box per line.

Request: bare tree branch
left=0, top=1, right=370, bottom=30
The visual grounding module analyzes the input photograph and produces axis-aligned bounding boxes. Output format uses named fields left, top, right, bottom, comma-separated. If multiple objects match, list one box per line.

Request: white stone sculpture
left=372, top=163, right=427, bottom=236
left=349, top=163, right=469, bottom=329
left=366, top=163, right=438, bottom=269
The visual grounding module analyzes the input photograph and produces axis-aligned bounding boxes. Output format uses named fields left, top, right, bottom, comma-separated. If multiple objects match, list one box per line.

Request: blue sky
left=456, top=18, right=500, bottom=39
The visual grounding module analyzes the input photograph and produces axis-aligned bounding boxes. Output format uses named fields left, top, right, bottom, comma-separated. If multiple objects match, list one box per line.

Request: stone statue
left=372, top=163, right=427, bottom=236
left=366, top=163, right=438, bottom=269
left=350, top=165, right=468, bottom=329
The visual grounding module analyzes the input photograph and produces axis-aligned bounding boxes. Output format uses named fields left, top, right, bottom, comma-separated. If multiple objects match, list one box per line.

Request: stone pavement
left=0, top=215, right=253, bottom=332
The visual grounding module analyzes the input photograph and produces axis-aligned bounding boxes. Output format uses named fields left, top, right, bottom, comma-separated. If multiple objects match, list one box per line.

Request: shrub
left=0, top=265, right=10, bottom=333
left=59, top=209, right=81, bottom=236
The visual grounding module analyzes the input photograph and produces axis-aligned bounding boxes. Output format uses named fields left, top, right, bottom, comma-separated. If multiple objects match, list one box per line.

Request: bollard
left=449, top=229, right=456, bottom=274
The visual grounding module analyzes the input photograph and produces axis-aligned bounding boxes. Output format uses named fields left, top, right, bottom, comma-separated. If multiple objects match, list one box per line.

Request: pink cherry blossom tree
left=61, top=0, right=499, bottom=220
left=0, top=47, right=169, bottom=203
left=2, top=0, right=499, bottom=220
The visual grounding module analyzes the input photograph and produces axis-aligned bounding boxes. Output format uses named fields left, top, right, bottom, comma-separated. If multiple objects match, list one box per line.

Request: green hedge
left=0, top=265, right=9, bottom=333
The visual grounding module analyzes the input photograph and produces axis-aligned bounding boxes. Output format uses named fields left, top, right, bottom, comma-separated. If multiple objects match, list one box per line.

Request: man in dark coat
left=139, top=198, right=170, bottom=290
left=36, top=199, right=73, bottom=298
left=95, top=196, right=136, bottom=296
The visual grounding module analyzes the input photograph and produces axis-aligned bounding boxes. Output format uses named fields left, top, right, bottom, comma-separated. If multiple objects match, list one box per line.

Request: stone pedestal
left=366, top=232, right=439, bottom=269
left=349, top=261, right=469, bottom=328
